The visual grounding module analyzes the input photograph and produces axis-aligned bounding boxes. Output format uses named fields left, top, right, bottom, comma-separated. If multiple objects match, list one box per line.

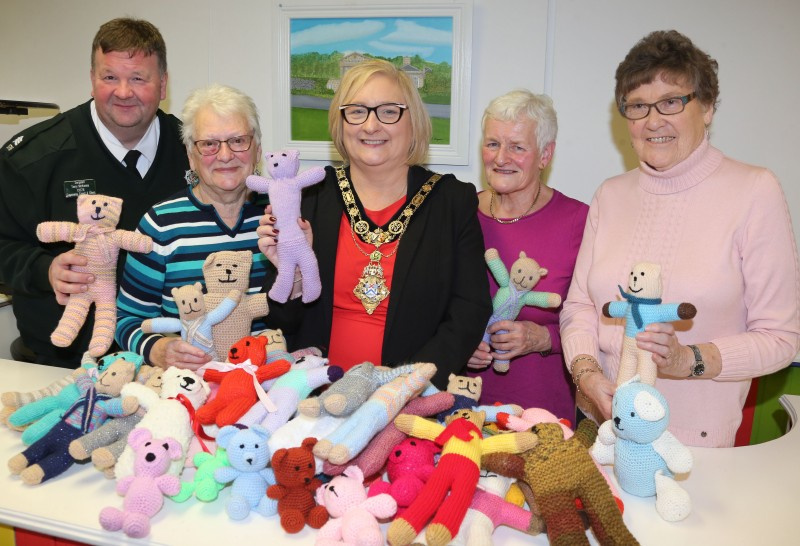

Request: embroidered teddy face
left=445, top=408, right=487, bottom=429
left=202, top=250, right=253, bottom=293
left=509, top=251, right=548, bottom=292
left=265, top=150, right=300, bottom=179
left=160, top=367, right=209, bottom=408
left=171, top=282, right=207, bottom=322
left=261, top=328, right=287, bottom=352
left=446, top=374, right=482, bottom=402
left=76, top=193, right=122, bottom=228
left=96, top=359, right=137, bottom=396
left=228, top=335, right=268, bottom=365
left=626, top=262, right=662, bottom=299
left=612, top=379, right=669, bottom=444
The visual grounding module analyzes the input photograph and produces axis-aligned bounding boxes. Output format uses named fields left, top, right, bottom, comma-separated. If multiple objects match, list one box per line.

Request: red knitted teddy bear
left=195, top=345, right=290, bottom=428
left=368, top=436, right=440, bottom=516
left=267, top=437, right=329, bottom=533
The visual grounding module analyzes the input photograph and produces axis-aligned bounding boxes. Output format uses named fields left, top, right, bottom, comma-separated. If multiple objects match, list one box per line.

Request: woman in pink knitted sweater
left=561, top=30, right=800, bottom=447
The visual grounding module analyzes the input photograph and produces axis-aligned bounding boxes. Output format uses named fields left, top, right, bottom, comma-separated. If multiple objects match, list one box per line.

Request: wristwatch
left=687, top=345, right=705, bottom=377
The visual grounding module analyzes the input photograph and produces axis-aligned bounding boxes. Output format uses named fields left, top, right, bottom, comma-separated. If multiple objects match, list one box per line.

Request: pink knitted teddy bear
left=368, top=436, right=439, bottom=516
left=99, top=428, right=183, bottom=538
left=36, top=194, right=153, bottom=356
left=246, top=149, right=325, bottom=303
left=315, top=465, right=397, bottom=546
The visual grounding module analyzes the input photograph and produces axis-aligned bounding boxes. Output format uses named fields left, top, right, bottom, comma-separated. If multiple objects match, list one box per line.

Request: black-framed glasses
left=619, top=93, right=696, bottom=120
left=339, top=103, right=407, bottom=125
left=193, top=134, right=254, bottom=156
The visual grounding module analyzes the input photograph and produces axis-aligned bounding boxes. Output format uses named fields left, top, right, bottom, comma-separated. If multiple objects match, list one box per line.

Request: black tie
left=123, top=149, right=142, bottom=179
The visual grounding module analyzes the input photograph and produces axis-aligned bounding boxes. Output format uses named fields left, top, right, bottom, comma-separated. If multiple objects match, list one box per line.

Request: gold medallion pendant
left=353, top=260, right=390, bottom=315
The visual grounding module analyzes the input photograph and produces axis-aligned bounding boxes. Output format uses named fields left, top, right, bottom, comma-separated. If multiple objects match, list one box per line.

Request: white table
left=1, top=359, right=797, bottom=545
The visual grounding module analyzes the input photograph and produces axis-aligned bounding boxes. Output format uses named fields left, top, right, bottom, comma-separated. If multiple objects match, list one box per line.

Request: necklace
left=336, top=166, right=441, bottom=314
left=489, top=183, right=541, bottom=224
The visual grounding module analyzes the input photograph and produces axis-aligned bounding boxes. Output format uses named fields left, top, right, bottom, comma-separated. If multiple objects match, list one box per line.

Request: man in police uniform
left=0, top=18, right=189, bottom=367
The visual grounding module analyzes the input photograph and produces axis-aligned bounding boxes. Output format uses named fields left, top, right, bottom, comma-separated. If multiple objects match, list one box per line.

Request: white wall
left=1, top=0, right=798, bottom=244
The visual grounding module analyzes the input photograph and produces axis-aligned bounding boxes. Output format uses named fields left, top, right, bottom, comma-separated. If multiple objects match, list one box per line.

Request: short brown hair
left=328, top=59, right=432, bottom=166
left=91, top=18, right=167, bottom=75
left=615, top=30, right=719, bottom=112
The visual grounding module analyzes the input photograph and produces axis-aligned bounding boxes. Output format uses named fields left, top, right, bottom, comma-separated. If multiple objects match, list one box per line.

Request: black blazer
left=291, top=165, right=491, bottom=389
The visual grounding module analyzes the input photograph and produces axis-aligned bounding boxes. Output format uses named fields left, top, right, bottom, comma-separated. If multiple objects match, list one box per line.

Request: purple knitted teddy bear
left=99, top=428, right=183, bottom=538
left=246, top=150, right=325, bottom=303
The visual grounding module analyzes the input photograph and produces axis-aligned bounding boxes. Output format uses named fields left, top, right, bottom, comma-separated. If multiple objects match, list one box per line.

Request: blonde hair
left=328, top=59, right=431, bottom=165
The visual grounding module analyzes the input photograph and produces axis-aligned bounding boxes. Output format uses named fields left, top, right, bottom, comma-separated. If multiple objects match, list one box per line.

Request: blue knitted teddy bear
left=603, top=262, right=696, bottom=385
left=246, top=149, right=325, bottom=303
left=591, top=376, right=693, bottom=522
left=214, top=424, right=277, bottom=520
left=479, top=248, right=561, bottom=373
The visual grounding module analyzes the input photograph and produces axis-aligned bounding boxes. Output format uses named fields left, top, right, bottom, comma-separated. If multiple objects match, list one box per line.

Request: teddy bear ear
left=215, top=425, right=238, bottom=448
left=165, top=438, right=184, bottom=460
left=272, top=448, right=288, bottom=465
left=633, top=389, right=666, bottom=422
left=343, top=465, right=363, bottom=482
left=301, top=437, right=317, bottom=450
left=129, top=427, right=152, bottom=449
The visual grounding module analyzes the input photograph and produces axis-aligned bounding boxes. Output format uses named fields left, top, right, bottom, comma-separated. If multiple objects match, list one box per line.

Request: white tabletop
left=0, top=359, right=797, bottom=545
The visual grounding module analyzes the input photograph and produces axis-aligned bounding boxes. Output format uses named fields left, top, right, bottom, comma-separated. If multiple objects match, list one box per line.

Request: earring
left=184, top=169, right=200, bottom=186
left=252, top=167, right=262, bottom=177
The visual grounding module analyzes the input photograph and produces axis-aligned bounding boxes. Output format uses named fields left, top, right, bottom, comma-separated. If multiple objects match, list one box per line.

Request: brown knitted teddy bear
left=268, top=437, right=329, bottom=533
left=481, top=420, right=638, bottom=546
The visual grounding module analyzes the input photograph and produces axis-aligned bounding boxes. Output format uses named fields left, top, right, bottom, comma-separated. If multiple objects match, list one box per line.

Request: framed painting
left=270, top=0, right=473, bottom=165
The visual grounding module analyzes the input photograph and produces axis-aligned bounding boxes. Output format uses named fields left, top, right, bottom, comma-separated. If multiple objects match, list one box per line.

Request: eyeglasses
left=339, top=103, right=407, bottom=125
left=193, top=134, right=254, bottom=156
left=619, top=93, right=697, bottom=120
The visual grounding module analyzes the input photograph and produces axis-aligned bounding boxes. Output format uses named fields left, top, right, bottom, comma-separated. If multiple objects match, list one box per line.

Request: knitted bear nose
left=146, top=452, right=156, bottom=462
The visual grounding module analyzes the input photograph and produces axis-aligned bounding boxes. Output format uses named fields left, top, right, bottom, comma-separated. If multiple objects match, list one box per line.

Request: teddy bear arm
left=157, top=475, right=182, bottom=496
left=362, top=494, right=398, bottom=519
left=203, top=369, right=226, bottom=384
left=573, top=418, right=599, bottom=449
left=316, top=518, right=343, bottom=540
left=114, top=230, right=153, bottom=254
left=142, top=317, right=181, bottom=334
left=295, top=166, right=326, bottom=188
left=604, top=301, right=626, bottom=318
left=481, top=453, right=524, bottom=480
left=256, top=359, right=291, bottom=382
left=245, top=174, right=271, bottom=193
left=484, top=431, right=538, bottom=454
left=677, top=302, right=697, bottom=320
left=596, top=420, right=617, bottom=446
left=590, top=437, right=615, bottom=465
left=653, top=432, right=693, bottom=474
left=245, top=293, right=269, bottom=317
left=206, top=295, right=239, bottom=325
left=486, top=256, right=510, bottom=287
left=394, top=414, right=441, bottom=440
left=214, top=466, right=239, bottom=485
left=305, top=477, right=323, bottom=492
left=266, top=483, right=287, bottom=499
left=523, top=291, right=561, bottom=309
left=116, top=476, right=135, bottom=495
left=36, top=221, right=80, bottom=243
left=259, top=467, right=276, bottom=485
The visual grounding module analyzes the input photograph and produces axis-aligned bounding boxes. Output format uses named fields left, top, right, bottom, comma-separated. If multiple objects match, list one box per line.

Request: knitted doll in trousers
left=246, top=149, right=325, bottom=303
left=476, top=249, right=561, bottom=373
left=36, top=194, right=153, bottom=356
left=603, top=262, right=696, bottom=385
left=387, top=409, right=537, bottom=546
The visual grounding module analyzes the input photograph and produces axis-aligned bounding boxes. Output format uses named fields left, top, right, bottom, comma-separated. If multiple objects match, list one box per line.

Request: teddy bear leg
left=20, top=464, right=46, bottom=485
left=654, top=470, right=691, bottom=522
left=538, top=492, right=590, bottom=546
left=616, top=336, right=639, bottom=386
left=51, top=295, right=91, bottom=348
left=20, top=410, right=63, bottom=445
left=492, top=358, right=511, bottom=373
left=254, top=495, right=278, bottom=518
left=280, top=508, right=308, bottom=534
left=298, top=253, right=321, bottom=303
left=226, top=495, right=251, bottom=521
left=8, top=453, right=29, bottom=474
left=313, top=438, right=334, bottom=459
left=268, top=257, right=296, bottom=304
left=91, top=446, right=120, bottom=470
left=98, top=506, right=124, bottom=532
left=89, top=300, right=117, bottom=357
left=322, top=394, right=347, bottom=416
left=387, top=517, right=418, bottom=546
left=637, top=347, right=657, bottom=386
left=122, top=512, right=151, bottom=539
left=0, top=406, right=14, bottom=427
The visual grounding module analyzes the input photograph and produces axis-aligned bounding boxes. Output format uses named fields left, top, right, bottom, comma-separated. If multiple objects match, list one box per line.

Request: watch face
left=692, top=362, right=705, bottom=376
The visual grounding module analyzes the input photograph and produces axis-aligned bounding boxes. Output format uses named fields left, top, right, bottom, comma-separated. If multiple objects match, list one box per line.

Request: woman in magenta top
left=468, top=89, right=588, bottom=422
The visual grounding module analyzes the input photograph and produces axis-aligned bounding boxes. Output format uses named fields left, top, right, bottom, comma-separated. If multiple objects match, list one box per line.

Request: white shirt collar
left=90, top=100, right=160, bottom=177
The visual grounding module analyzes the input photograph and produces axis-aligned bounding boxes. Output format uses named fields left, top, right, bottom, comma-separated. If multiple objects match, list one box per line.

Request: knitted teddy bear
left=8, top=360, right=139, bottom=485
left=213, top=424, right=278, bottom=520
left=482, top=419, right=639, bottom=546
left=9, top=350, right=141, bottom=444
left=268, top=436, right=330, bottom=533
left=388, top=409, right=538, bottom=546
left=236, top=358, right=344, bottom=433
left=36, top=194, right=153, bottom=356
left=322, top=390, right=454, bottom=478
left=298, top=362, right=418, bottom=419
left=203, top=250, right=269, bottom=359
left=603, top=262, right=697, bottom=385
left=591, top=376, right=693, bottom=522
left=314, top=363, right=437, bottom=466
left=142, top=282, right=241, bottom=361
left=475, top=249, right=561, bottom=373
left=434, top=373, right=522, bottom=423
left=68, top=364, right=162, bottom=473
left=113, top=366, right=210, bottom=481
left=368, top=436, right=440, bottom=516
left=315, top=465, right=397, bottom=546
left=227, top=334, right=269, bottom=365
left=98, top=428, right=182, bottom=538
left=246, top=149, right=325, bottom=303
left=196, top=349, right=291, bottom=428
left=172, top=446, right=229, bottom=503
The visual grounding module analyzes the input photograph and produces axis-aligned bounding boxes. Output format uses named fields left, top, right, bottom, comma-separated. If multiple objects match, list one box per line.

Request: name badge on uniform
left=63, top=179, right=96, bottom=198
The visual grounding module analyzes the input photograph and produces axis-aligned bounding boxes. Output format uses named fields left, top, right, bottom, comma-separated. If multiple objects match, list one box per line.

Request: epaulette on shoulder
left=1, top=112, right=72, bottom=166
